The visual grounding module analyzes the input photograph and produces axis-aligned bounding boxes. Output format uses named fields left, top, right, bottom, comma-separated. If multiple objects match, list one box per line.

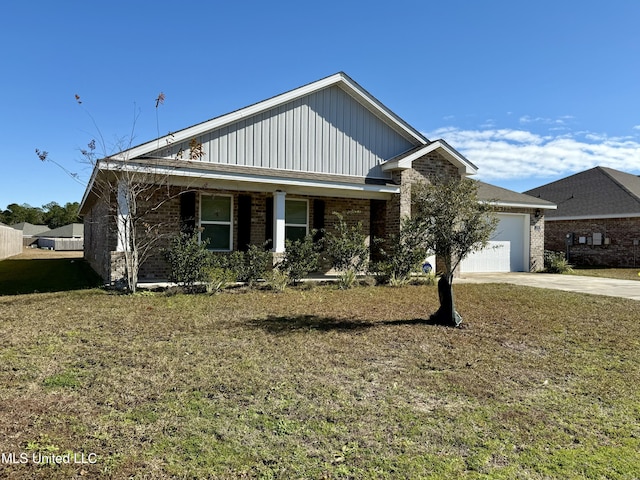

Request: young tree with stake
left=410, top=178, right=498, bottom=327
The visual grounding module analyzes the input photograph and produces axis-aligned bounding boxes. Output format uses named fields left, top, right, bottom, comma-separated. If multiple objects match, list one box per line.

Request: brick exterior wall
left=386, top=152, right=463, bottom=237
left=545, top=217, right=640, bottom=267
left=85, top=149, right=546, bottom=282
left=83, top=192, right=112, bottom=281
left=86, top=185, right=375, bottom=282
left=529, top=211, right=545, bottom=272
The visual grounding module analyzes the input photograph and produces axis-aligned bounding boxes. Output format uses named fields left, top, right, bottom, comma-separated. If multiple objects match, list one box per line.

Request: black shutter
left=180, top=191, right=196, bottom=234
left=312, top=199, right=325, bottom=243
left=237, top=195, right=252, bottom=252
left=370, top=199, right=386, bottom=261
left=265, top=196, right=273, bottom=250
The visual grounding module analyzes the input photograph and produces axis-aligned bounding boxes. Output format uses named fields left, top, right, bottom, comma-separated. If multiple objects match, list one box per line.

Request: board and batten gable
left=149, top=85, right=418, bottom=179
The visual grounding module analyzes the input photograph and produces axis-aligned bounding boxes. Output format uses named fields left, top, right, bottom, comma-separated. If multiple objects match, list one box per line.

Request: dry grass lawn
left=0, top=280, right=639, bottom=478
left=572, top=267, right=640, bottom=281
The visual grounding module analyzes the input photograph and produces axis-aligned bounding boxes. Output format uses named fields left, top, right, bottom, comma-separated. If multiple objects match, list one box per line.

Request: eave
left=93, top=159, right=400, bottom=200
left=381, top=140, right=477, bottom=176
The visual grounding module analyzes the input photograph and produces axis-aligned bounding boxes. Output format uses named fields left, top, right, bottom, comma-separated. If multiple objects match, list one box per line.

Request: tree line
left=0, top=202, right=81, bottom=229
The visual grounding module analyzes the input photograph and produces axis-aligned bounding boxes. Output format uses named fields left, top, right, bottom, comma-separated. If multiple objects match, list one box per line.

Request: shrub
left=164, top=233, right=210, bottom=291
left=544, top=250, right=574, bottom=274
left=210, top=244, right=272, bottom=287
left=203, top=266, right=236, bottom=294
left=242, top=244, right=273, bottom=286
left=279, top=233, right=321, bottom=285
left=370, top=217, right=429, bottom=285
left=264, top=268, right=289, bottom=292
left=324, top=211, right=369, bottom=288
left=338, top=268, right=358, bottom=290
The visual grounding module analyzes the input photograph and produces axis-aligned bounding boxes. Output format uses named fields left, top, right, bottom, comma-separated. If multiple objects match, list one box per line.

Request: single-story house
left=80, top=72, right=555, bottom=283
left=35, top=223, right=84, bottom=251
left=525, top=166, right=640, bottom=267
left=11, top=222, right=50, bottom=247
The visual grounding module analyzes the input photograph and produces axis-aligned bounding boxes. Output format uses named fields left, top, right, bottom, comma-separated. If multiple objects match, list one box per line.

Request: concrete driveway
left=457, top=272, right=640, bottom=301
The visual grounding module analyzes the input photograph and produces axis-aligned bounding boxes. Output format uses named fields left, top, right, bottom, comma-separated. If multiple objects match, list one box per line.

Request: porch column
left=116, top=180, right=130, bottom=252
left=273, top=190, right=286, bottom=253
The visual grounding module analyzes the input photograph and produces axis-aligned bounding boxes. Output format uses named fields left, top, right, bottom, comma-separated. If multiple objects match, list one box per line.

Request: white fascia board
left=100, top=161, right=400, bottom=196
left=382, top=141, right=477, bottom=175
left=336, top=74, right=428, bottom=145
left=79, top=165, right=100, bottom=214
left=483, top=200, right=558, bottom=210
left=113, top=73, right=427, bottom=161
left=547, top=213, right=640, bottom=221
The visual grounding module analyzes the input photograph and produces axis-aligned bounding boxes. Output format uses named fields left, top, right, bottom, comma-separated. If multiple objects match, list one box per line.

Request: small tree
left=411, top=178, right=498, bottom=326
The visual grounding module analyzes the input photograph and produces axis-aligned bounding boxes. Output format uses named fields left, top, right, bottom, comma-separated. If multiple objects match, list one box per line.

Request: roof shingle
left=524, top=166, right=640, bottom=218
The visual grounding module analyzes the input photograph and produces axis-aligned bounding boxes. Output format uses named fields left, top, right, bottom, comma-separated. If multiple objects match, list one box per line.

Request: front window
left=200, top=195, right=232, bottom=251
left=285, top=199, right=308, bottom=242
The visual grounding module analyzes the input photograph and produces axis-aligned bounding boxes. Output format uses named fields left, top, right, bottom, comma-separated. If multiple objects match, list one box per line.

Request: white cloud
left=426, top=127, right=640, bottom=181
left=633, top=125, right=640, bottom=131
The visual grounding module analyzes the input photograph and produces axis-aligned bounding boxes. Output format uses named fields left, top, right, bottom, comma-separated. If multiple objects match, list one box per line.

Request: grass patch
left=0, top=253, right=103, bottom=295
left=573, top=267, right=640, bottom=281
left=0, top=284, right=639, bottom=478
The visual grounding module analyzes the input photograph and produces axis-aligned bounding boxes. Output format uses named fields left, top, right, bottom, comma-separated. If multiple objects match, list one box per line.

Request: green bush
left=264, top=268, right=289, bottom=292
left=209, top=244, right=272, bottom=287
left=370, top=217, right=429, bottom=285
left=164, top=233, right=210, bottom=290
left=324, top=211, right=369, bottom=288
left=544, top=250, right=574, bottom=274
left=279, top=233, right=321, bottom=285
left=242, top=244, right=273, bottom=286
left=203, top=266, right=236, bottom=294
left=337, top=268, right=358, bottom=290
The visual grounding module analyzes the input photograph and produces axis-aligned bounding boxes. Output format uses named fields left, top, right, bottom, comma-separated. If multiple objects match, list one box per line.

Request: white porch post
left=273, top=190, right=286, bottom=253
left=116, top=180, right=130, bottom=252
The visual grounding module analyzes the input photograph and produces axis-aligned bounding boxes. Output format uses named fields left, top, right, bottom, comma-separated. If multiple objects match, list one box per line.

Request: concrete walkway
left=457, top=272, right=640, bottom=301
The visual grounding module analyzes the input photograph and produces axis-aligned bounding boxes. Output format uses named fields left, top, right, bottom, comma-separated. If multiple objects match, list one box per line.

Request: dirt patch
left=11, top=248, right=83, bottom=260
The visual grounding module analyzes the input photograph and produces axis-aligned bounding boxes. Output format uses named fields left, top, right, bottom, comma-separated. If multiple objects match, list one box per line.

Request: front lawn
left=572, top=267, right=640, bottom=281
left=0, top=249, right=102, bottom=295
left=1, top=284, right=639, bottom=479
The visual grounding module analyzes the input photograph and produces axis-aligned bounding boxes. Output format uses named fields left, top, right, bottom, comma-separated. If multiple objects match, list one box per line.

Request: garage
left=460, top=213, right=529, bottom=273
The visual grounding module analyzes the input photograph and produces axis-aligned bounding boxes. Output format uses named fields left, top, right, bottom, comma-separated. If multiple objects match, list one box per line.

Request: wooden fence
left=0, top=225, right=23, bottom=260
left=37, top=238, right=84, bottom=251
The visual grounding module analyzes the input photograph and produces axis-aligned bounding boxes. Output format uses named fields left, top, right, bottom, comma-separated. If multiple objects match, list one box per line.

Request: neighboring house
left=80, top=72, right=554, bottom=283
left=35, top=223, right=84, bottom=251
left=525, top=166, right=640, bottom=267
left=0, top=223, right=23, bottom=260
left=11, top=222, right=50, bottom=247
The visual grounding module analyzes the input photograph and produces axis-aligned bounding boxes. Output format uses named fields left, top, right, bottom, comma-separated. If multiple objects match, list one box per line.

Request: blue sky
left=2, top=0, right=640, bottom=210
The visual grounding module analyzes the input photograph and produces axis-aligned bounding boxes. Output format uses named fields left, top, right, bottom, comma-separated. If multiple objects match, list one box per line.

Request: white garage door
left=460, top=213, right=529, bottom=273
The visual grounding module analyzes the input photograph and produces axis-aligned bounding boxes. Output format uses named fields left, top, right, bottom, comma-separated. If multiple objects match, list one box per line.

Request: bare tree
left=410, top=178, right=498, bottom=326
left=39, top=93, right=203, bottom=293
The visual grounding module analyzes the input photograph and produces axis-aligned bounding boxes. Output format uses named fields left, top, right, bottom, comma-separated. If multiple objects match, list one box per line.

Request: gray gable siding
left=156, top=85, right=417, bottom=179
